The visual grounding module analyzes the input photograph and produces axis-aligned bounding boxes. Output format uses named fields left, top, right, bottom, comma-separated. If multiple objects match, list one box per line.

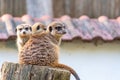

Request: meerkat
left=16, top=24, right=32, bottom=52
left=19, top=22, right=80, bottom=80
left=46, top=21, right=80, bottom=80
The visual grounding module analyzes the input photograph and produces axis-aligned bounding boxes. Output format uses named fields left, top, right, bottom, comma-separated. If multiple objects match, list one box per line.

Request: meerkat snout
left=54, top=25, right=66, bottom=34
left=23, top=31, right=26, bottom=34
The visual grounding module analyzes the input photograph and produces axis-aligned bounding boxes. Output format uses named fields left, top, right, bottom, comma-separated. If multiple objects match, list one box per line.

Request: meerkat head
left=47, top=21, right=66, bottom=38
left=31, top=22, right=46, bottom=35
left=16, top=24, right=32, bottom=38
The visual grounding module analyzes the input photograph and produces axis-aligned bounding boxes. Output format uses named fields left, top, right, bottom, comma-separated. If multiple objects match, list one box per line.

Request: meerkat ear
left=49, top=26, right=52, bottom=32
left=30, top=27, right=32, bottom=31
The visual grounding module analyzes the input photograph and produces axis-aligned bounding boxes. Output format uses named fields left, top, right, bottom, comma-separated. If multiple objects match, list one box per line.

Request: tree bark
left=1, top=62, right=70, bottom=80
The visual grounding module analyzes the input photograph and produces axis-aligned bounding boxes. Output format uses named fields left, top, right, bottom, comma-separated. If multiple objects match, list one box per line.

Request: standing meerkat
left=19, top=22, right=80, bottom=80
left=47, top=21, right=80, bottom=80
left=16, top=24, right=32, bottom=52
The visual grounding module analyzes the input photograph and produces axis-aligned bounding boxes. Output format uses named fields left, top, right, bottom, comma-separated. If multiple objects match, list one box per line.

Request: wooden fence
left=52, top=0, right=120, bottom=18
left=0, top=0, right=120, bottom=18
left=0, top=0, right=26, bottom=17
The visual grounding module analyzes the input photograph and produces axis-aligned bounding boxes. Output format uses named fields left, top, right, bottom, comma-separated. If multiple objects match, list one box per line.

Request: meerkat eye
left=49, top=26, right=52, bottom=32
left=25, top=27, right=28, bottom=31
left=37, top=25, right=40, bottom=30
left=55, top=26, right=62, bottom=31
left=19, top=28, right=22, bottom=31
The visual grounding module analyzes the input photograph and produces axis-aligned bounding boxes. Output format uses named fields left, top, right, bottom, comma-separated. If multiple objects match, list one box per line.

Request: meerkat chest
left=18, top=37, right=29, bottom=46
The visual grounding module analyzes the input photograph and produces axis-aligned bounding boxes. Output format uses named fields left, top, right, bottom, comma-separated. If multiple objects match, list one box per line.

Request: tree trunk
left=1, top=62, right=70, bottom=80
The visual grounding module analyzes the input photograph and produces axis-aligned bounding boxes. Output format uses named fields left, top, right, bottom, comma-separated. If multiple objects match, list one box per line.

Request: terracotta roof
left=0, top=14, right=120, bottom=41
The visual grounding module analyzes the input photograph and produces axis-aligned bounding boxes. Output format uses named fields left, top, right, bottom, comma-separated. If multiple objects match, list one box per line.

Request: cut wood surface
left=1, top=62, right=70, bottom=80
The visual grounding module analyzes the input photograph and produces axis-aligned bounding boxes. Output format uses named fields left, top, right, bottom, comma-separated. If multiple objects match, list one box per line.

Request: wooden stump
left=0, top=62, right=70, bottom=80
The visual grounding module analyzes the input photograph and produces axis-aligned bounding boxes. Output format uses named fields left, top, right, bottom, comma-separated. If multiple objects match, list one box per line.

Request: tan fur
left=19, top=22, right=58, bottom=65
left=16, top=24, right=32, bottom=52
left=47, top=21, right=80, bottom=80
left=19, top=22, right=80, bottom=80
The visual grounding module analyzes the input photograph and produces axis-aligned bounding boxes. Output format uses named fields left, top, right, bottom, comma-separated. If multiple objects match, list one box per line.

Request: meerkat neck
left=17, top=36, right=29, bottom=46
left=54, top=35, right=62, bottom=45
left=48, top=33, right=60, bottom=45
left=54, top=35, right=61, bottom=45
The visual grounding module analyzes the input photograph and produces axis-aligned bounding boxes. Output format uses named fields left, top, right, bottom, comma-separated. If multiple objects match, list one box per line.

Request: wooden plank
left=75, top=0, right=93, bottom=17
left=64, top=0, right=75, bottom=17
left=0, top=0, right=26, bottom=17
left=26, top=0, right=53, bottom=18
left=52, top=0, right=65, bottom=17
left=0, top=0, right=6, bottom=15
left=114, top=0, right=120, bottom=18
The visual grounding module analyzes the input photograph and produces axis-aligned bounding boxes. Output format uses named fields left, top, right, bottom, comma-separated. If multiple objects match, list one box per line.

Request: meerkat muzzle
left=23, top=31, right=26, bottom=34
left=62, top=31, right=66, bottom=34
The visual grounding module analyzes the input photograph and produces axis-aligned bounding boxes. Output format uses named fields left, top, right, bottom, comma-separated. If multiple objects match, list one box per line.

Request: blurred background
left=0, top=0, right=120, bottom=18
left=0, top=0, right=120, bottom=80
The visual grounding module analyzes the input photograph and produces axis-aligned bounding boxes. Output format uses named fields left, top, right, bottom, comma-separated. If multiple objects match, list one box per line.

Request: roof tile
left=60, top=15, right=80, bottom=39
left=1, top=14, right=15, bottom=37
left=21, top=15, right=34, bottom=25
left=0, top=33, right=8, bottom=40
left=0, top=14, right=120, bottom=41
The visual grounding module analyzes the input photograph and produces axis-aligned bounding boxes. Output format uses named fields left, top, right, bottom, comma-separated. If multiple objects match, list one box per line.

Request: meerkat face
left=16, top=24, right=32, bottom=37
left=47, top=21, right=66, bottom=37
left=31, top=22, right=46, bottom=35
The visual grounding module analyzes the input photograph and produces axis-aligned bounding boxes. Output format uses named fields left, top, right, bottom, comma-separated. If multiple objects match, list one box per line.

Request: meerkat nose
left=23, top=31, right=26, bottom=34
left=62, top=31, right=66, bottom=34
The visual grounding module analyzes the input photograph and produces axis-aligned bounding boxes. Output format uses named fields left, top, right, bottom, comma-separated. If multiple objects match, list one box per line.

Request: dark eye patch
left=37, top=25, right=40, bottom=30
left=19, top=28, right=22, bottom=31
left=55, top=26, right=62, bottom=31
left=25, top=27, right=28, bottom=31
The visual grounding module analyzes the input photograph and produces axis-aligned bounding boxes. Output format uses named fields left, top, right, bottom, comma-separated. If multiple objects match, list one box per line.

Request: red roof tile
left=1, top=14, right=15, bottom=37
left=0, top=14, right=120, bottom=41
left=60, top=15, right=80, bottom=39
